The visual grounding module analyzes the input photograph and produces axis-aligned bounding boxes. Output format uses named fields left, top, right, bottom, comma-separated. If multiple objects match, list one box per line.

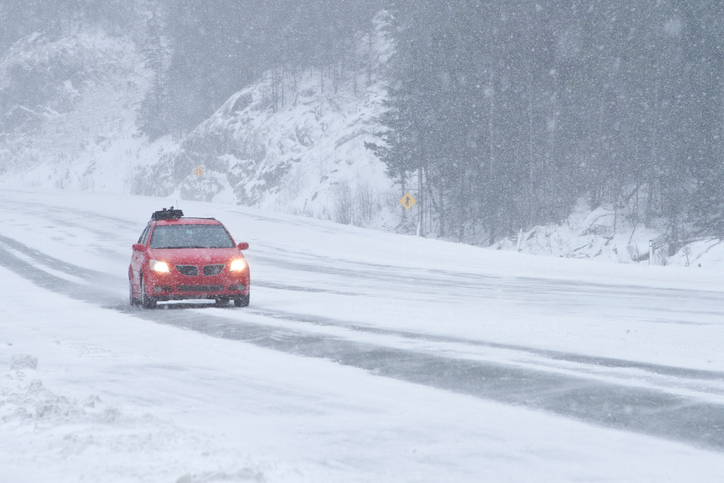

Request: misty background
left=1, top=0, right=724, bottom=250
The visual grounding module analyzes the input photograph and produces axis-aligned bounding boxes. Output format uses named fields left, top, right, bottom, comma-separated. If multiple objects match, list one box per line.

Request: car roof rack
left=151, top=207, right=184, bottom=220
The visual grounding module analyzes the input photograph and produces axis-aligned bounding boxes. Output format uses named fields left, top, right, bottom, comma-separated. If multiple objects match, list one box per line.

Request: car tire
left=215, top=298, right=230, bottom=307
left=140, top=274, right=157, bottom=309
left=234, top=294, right=249, bottom=307
left=129, top=280, right=141, bottom=306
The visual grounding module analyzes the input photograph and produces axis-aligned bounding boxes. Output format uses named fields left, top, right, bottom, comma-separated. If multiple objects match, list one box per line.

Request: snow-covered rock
left=133, top=68, right=395, bottom=227
left=493, top=197, right=723, bottom=268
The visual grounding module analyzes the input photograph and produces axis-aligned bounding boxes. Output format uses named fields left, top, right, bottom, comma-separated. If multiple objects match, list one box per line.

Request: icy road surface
left=1, top=188, right=724, bottom=482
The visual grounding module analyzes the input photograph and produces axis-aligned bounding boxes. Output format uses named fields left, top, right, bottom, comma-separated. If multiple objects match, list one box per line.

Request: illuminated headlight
left=149, top=260, right=170, bottom=273
left=230, top=259, right=248, bottom=272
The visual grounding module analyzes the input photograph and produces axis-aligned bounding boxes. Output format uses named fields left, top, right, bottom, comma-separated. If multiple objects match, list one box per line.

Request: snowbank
left=494, top=198, right=724, bottom=269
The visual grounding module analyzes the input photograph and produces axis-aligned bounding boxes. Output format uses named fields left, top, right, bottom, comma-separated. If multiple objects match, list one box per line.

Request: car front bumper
left=145, top=271, right=249, bottom=301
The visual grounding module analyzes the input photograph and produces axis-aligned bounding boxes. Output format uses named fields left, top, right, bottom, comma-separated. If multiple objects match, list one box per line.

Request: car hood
left=148, top=247, right=242, bottom=266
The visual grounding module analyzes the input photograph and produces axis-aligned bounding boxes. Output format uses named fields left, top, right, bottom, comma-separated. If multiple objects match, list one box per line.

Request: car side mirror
left=237, top=242, right=249, bottom=250
left=132, top=243, right=146, bottom=252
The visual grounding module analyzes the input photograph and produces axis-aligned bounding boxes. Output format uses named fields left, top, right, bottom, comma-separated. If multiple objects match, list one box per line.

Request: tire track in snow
left=1, top=240, right=724, bottom=451
left=3, top=230, right=720, bottom=382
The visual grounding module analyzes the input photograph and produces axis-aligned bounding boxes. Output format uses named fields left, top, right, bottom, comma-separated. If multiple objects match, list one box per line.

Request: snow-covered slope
left=0, top=28, right=176, bottom=193
left=133, top=71, right=394, bottom=225
left=132, top=12, right=396, bottom=228
left=0, top=13, right=397, bottom=229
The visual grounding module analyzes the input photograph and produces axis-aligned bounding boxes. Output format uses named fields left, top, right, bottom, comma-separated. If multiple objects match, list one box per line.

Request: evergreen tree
left=137, top=11, right=170, bottom=139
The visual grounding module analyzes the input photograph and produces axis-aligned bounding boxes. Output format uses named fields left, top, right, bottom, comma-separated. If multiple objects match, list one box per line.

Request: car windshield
left=149, top=224, right=235, bottom=249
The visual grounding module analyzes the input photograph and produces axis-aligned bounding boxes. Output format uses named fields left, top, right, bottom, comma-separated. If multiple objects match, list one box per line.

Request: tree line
left=0, top=0, right=135, bottom=50
left=377, top=0, right=724, bottom=244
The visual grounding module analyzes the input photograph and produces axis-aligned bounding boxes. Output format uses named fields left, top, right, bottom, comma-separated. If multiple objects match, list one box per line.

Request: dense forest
left=2, top=0, right=724, bottom=245
left=378, top=1, right=724, bottom=245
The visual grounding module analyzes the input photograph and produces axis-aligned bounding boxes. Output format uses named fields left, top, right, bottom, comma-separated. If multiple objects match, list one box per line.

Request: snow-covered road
left=2, top=188, right=724, bottom=482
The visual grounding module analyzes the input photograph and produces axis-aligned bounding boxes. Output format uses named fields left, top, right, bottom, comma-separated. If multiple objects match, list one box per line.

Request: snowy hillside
left=0, top=13, right=398, bottom=230
left=0, top=27, right=176, bottom=193
left=131, top=11, right=396, bottom=228
left=133, top=70, right=394, bottom=225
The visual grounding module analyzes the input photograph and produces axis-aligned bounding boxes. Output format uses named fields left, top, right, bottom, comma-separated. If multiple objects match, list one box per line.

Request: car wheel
left=215, top=298, right=229, bottom=307
left=234, top=294, right=249, bottom=307
left=140, top=274, right=157, bottom=309
left=129, top=280, right=141, bottom=306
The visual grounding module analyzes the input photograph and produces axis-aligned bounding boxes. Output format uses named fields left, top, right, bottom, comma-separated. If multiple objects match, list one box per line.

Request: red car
left=129, top=208, right=250, bottom=308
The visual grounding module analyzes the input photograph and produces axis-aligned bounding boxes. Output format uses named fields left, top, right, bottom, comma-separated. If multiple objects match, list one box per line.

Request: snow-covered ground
left=1, top=187, right=724, bottom=482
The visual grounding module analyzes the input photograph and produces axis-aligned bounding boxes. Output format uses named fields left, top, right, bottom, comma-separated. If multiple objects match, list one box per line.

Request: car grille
left=177, top=285, right=224, bottom=292
left=203, top=264, right=225, bottom=276
left=176, top=265, right=199, bottom=276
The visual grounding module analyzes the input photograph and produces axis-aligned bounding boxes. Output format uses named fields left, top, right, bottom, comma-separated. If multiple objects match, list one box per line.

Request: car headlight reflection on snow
left=149, top=259, right=170, bottom=273
left=230, top=259, right=248, bottom=272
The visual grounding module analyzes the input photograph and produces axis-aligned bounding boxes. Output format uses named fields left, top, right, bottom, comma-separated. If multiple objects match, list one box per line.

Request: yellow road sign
left=399, top=192, right=417, bottom=210
left=193, top=166, right=205, bottom=178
